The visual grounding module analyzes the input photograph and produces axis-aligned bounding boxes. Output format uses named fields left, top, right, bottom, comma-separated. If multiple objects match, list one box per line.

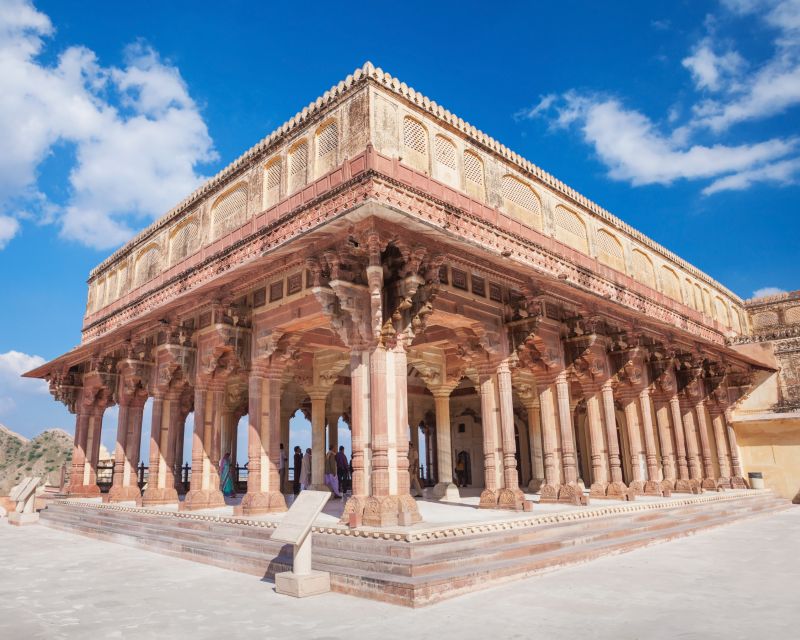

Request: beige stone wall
left=737, top=418, right=800, bottom=499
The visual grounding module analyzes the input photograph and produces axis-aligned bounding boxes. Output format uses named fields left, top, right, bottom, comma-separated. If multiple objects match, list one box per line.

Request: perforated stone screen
left=554, top=205, right=588, bottom=253
left=403, top=117, right=427, bottom=156
left=105, top=271, right=117, bottom=306
left=170, top=218, right=199, bottom=265
left=264, top=160, right=282, bottom=208
left=317, top=121, right=338, bottom=157
left=661, top=266, right=682, bottom=302
left=785, top=306, right=800, bottom=324
left=290, top=142, right=308, bottom=176
left=632, top=249, right=655, bottom=289
left=134, top=246, right=161, bottom=287
left=753, top=311, right=779, bottom=329
left=212, top=185, right=247, bottom=239
left=434, top=135, right=457, bottom=170
left=595, top=229, right=625, bottom=272
left=463, top=151, right=484, bottom=185
left=501, top=175, right=542, bottom=230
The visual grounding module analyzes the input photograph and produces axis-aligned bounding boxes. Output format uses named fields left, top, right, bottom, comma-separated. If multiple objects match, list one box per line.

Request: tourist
left=409, top=442, right=423, bottom=497
left=300, top=448, right=312, bottom=490
left=292, top=446, right=303, bottom=494
left=336, top=446, right=349, bottom=494
left=279, top=443, right=287, bottom=493
left=219, top=452, right=235, bottom=497
left=324, top=445, right=342, bottom=498
left=455, top=453, right=466, bottom=487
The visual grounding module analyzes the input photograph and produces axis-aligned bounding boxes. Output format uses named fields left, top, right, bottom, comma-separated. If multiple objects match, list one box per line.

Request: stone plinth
left=275, top=570, right=330, bottom=598
left=8, top=511, right=39, bottom=526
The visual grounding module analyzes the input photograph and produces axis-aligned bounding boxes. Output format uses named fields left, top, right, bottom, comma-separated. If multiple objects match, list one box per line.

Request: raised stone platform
left=38, top=490, right=788, bottom=607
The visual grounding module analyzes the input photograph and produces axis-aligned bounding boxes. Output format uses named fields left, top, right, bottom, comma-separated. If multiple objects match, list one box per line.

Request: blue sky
left=1, top=0, right=798, bottom=462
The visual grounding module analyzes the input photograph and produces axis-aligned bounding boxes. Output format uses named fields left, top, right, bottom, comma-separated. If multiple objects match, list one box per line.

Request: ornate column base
left=68, top=484, right=101, bottom=497
left=141, top=487, right=179, bottom=506
left=431, top=482, right=460, bottom=500
left=589, top=482, right=608, bottom=499
left=716, top=477, right=732, bottom=489
left=558, top=482, right=588, bottom=506
left=498, top=488, right=526, bottom=510
left=238, top=491, right=287, bottom=515
left=341, top=495, right=422, bottom=527
left=731, top=476, right=749, bottom=490
left=478, top=489, right=498, bottom=509
left=527, top=478, right=544, bottom=493
left=660, top=479, right=675, bottom=496
left=538, top=483, right=560, bottom=503
left=605, top=481, right=631, bottom=500
left=643, top=480, right=663, bottom=497
left=674, top=478, right=693, bottom=493
left=627, top=480, right=645, bottom=496
left=702, top=478, right=721, bottom=491
left=106, top=485, right=142, bottom=503
left=180, top=489, right=225, bottom=511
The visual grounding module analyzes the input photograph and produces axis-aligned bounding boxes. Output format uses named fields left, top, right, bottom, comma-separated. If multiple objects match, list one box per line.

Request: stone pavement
left=2, top=507, right=798, bottom=639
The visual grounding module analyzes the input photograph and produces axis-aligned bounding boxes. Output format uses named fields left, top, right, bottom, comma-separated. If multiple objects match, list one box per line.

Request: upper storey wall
left=367, top=84, right=747, bottom=336
left=82, top=62, right=747, bottom=337
left=83, top=83, right=370, bottom=322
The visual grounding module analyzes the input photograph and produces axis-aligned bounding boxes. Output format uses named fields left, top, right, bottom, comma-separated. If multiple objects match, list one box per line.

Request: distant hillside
left=0, top=424, right=73, bottom=495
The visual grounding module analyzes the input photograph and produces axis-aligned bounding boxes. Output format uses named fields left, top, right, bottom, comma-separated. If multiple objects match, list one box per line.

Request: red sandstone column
left=654, top=401, right=676, bottom=490
left=497, top=361, right=524, bottom=508
left=694, top=400, right=719, bottom=490
left=726, top=417, right=748, bottom=489
left=709, top=407, right=732, bottom=488
left=555, top=371, right=582, bottom=504
left=586, top=388, right=609, bottom=498
left=680, top=400, right=703, bottom=490
left=478, top=371, right=500, bottom=508
left=309, top=392, right=329, bottom=491
left=601, top=381, right=628, bottom=498
left=523, top=400, right=544, bottom=492
left=670, top=395, right=692, bottom=491
left=537, top=378, right=561, bottom=502
left=142, top=392, right=181, bottom=506
left=622, top=394, right=646, bottom=495
left=431, top=390, right=458, bottom=499
left=639, top=389, right=663, bottom=496
left=109, top=401, right=130, bottom=500
left=183, top=383, right=225, bottom=510
left=349, top=351, right=368, bottom=499
left=109, top=395, right=146, bottom=502
left=68, top=409, right=92, bottom=494
left=393, top=343, right=412, bottom=502
left=369, top=346, right=389, bottom=501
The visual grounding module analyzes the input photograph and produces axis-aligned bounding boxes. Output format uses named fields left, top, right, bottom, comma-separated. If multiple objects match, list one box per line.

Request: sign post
left=271, top=490, right=331, bottom=597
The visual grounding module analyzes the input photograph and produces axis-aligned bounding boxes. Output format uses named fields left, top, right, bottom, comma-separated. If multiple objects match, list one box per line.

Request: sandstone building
left=25, top=63, right=792, bottom=524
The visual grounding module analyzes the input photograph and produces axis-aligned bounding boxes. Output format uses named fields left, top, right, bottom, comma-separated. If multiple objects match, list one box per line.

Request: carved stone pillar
left=142, top=390, right=184, bottom=505
left=585, top=389, right=608, bottom=498
left=726, top=417, right=748, bottom=489
left=694, top=400, right=719, bottom=490
left=601, top=381, right=628, bottom=498
left=241, top=367, right=287, bottom=515
left=431, top=390, right=458, bottom=500
left=555, top=371, right=582, bottom=504
left=182, top=381, right=227, bottom=510
left=522, top=400, right=544, bottom=492
left=328, top=415, right=339, bottom=452
left=497, top=361, right=524, bottom=509
left=709, top=407, right=732, bottom=488
left=680, top=399, right=704, bottom=491
left=309, top=392, right=329, bottom=491
left=654, top=401, right=676, bottom=490
left=621, top=394, right=646, bottom=495
left=536, top=378, right=560, bottom=502
left=638, top=389, right=663, bottom=496
left=108, top=367, right=147, bottom=503
left=669, top=395, right=691, bottom=492
left=478, top=371, right=501, bottom=508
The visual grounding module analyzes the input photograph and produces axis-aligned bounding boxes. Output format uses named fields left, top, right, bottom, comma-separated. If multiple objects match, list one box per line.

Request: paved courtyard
left=2, top=507, right=798, bottom=639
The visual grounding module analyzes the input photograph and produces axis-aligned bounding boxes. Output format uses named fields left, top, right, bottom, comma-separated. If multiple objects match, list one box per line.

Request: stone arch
left=263, top=157, right=282, bottom=210
left=595, top=228, right=625, bottom=272
left=433, top=134, right=458, bottom=187
left=501, top=175, right=543, bottom=231
left=94, top=277, right=106, bottom=312
left=402, top=116, right=429, bottom=173
left=133, top=243, right=162, bottom=288
left=554, top=205, right=589, bottom=254
left=169, top=216, right=200, bottom=266
left=315, top=118, right=338, bottom=176
left=210, top=182, right=248, bottom=240
left=660, top=266, right=682, bottom=302
left=631, top=249, right=656, bottom=289
left=104, top=270, right=117, bottom=306
left=715, top=296, right=731, bottom=327
left=463, top=149, right=485, bottom=201
left=288, top=139, right=309, bottom=193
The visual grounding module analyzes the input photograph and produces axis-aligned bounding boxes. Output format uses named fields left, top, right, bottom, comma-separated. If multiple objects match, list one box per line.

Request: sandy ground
left=1, top=507, right=798, bottom=639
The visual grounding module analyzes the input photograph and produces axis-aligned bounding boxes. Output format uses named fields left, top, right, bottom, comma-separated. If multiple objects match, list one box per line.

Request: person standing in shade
left=325, top=445, right=342, bottom=498
left=409, top=441, right=424, bottom=498
left=279, top=443, right=288, bottom=493
left=300, top=447, right=312, bottom=490
left=336, top=446, right=349, bottom=494
left=293, top=446, right=303, bottom=494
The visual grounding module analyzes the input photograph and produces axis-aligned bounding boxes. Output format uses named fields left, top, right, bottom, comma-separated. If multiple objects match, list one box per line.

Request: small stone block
left=522, top=500, right=533, bottom=512
left=349, top=512, right=362, bottom=528
left=398, top=511, right=414, bottom=526
left=8, top=512, right=39, bottom=526
left=275, top=570, right=330, bottom=598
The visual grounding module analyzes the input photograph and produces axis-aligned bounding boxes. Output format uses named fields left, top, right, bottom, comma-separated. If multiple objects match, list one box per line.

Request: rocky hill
left=0, top=424, right=73, bottom=494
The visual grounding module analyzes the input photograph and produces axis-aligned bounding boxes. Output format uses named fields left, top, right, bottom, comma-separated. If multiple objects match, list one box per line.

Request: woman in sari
left=220, top=452, right=236, bottom=497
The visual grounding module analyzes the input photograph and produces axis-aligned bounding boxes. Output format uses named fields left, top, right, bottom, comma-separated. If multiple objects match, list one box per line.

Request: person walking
left=325, top=445, right=342, bottom=498
left=292, top=446, right=303, bottom=494
left=279, top=443, right=288, bottom=493
left=300, top=448, right=312, bottom=490
left=335, top=446, right=349, bottom=494
left=409, top=441, right=424, bottom=497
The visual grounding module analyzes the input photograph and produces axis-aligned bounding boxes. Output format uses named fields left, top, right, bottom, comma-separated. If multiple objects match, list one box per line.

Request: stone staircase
left=39, top=491, right=790, bottom=607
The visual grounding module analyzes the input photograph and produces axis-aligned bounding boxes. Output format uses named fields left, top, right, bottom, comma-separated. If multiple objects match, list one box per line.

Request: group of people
left=291, top=444, right=351, bottom=499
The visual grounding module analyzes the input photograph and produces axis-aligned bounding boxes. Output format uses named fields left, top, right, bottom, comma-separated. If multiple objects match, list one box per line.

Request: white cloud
left=682, top=39, right=745, bottom=92
left=752, top=286, right=788, bottom=297
left=529, top=93, right=797, bottom=188
left=0, top=0, right=216, bottom=250
left=0, top=350, right=47, bottom=415
left=0, top=215, right=20, bottom=248
left=520, top=0, right=800, bottom=194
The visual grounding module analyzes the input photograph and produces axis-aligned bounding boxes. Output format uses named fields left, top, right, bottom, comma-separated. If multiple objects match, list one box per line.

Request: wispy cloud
left=752, top=286, right=787, bottom=298
left=519, top=0, right=800, bottom=195
left=0, top=0, right=217, bottom=250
